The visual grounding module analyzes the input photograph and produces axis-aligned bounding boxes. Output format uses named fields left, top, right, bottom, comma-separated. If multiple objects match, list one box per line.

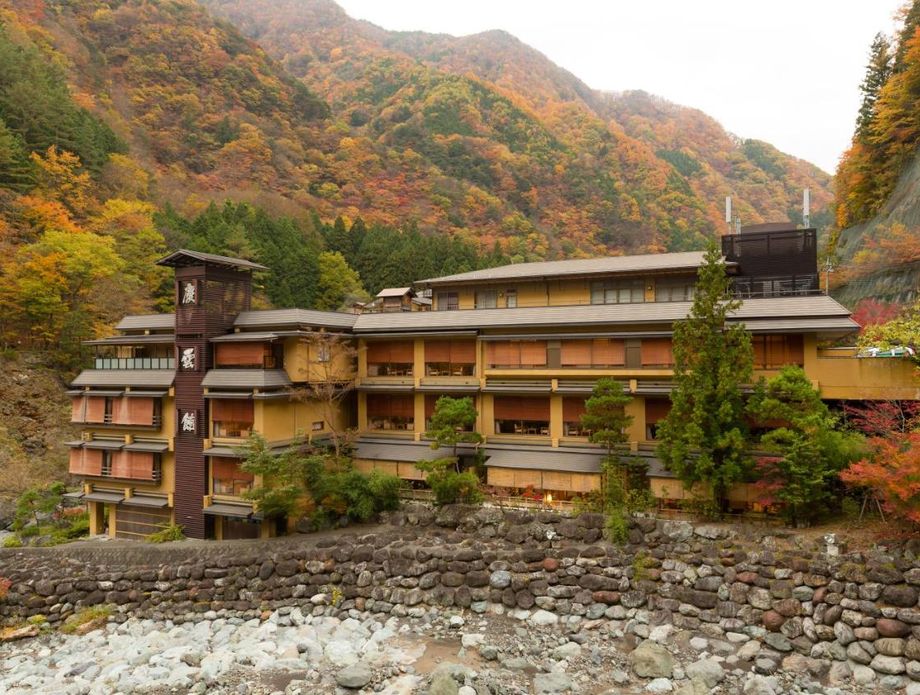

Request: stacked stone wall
left=1, top=505, right=919, bottom=683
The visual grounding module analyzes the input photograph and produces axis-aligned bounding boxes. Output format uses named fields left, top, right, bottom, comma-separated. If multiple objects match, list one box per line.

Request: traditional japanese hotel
left=65, top=225, right=919, bottom=540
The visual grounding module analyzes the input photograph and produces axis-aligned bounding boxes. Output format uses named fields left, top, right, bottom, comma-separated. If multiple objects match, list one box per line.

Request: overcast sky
left=337, top=0, right=904, bottom=174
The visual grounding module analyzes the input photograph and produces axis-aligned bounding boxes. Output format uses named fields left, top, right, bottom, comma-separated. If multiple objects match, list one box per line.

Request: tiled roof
left=233, top=308, right=357, bottom=330
left=376, top=287, right=414, bottom=298
left=418, top=251, right=715, bottom=285
left=201, top=369, right=292, bottom=389
left=156, top=249, right=267, bottom=270
left=70, top=370, right=175, bottom=388
left=115, top=314, right=175, bottom=331
left=352, top=295, right=853, bottom=333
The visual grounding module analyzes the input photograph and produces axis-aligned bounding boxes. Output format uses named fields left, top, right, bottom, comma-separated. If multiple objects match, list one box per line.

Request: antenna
left=725, top=196, right=733, bottom=235
left=803, top=188, right=810, bottom=228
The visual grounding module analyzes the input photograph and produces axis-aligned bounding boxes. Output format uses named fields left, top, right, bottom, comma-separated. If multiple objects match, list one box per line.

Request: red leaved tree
left=840, top=432, right=920, bottom=525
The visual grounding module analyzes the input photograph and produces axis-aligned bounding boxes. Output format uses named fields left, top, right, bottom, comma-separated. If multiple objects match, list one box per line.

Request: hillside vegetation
left=204, top=0, right=832, bottom=255
left=832, top=0, right=920, bottom=306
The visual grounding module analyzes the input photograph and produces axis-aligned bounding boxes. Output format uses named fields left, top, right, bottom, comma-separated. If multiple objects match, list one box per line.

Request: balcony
left=94, top=357, right=175, bottom=370
left=812, top=347, right=920, bottom=400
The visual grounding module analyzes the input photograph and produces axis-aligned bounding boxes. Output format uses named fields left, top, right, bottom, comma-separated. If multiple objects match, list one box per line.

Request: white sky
left=336, top=0, right=905, bottom=174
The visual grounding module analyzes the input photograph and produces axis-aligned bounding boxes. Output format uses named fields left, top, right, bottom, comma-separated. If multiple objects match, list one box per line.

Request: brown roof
left=418, top=251, right=719, bottom=286
left=70, top=370, right=175, bottom=388
left=353, top=295, right=854, bottom=333
left=156, top=249, right=267, bottom=271
left=233, top=308, right=357, bottom=330
left=115, top=314, right=175, bottom=331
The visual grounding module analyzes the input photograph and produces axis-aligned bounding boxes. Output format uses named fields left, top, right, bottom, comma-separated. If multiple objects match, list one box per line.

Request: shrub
left=146, top=523, right=186, bottom=543
left=2, top=536, right=22, bottom=548
left=416, top=458, right=483, bottom=506
left=366, top=469, right=403, bottom=512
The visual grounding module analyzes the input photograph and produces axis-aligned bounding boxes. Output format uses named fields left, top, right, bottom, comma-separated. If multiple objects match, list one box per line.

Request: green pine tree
left=656, top=242, right=753, bottom=510
left=747, top=367, right=864, bottom=526
left=856, top=33, right=893, bottom=140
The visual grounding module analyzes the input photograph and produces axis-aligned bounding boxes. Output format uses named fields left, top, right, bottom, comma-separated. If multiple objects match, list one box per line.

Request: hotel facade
left=65, top=225, right=919, bottom=540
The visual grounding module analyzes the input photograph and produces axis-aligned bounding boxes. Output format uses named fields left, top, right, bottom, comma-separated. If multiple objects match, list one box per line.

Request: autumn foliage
left=840, top=432, right=920, bottom=526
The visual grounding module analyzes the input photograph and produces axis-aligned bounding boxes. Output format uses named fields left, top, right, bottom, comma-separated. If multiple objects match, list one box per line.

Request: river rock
left=629, top=641, right=674, bottom=679
left=335, top=663, right=372, bottom=689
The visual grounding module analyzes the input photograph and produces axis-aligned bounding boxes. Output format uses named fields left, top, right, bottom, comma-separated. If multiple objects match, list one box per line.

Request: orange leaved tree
left=840, top=431, right=920, bottom=526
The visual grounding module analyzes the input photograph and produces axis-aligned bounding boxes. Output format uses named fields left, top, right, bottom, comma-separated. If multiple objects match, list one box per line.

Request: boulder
left=629, top=641, right=674, bottom=679
left=533, top=672, right=574, bottom=694
left=685, top=658, right=724, bottom=689
left=335, top=663, right=373, bottom=690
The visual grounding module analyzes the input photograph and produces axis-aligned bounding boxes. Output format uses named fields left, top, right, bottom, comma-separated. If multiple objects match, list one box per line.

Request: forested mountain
left=0, top=0, right=836, bottom=363
left=202, top=0, right=832, bottom=254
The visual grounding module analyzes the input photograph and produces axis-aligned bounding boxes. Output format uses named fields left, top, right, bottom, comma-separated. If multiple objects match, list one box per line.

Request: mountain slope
left=831, top=3, right=920, bottom=307
left=202, top=0, right=832, bottom=255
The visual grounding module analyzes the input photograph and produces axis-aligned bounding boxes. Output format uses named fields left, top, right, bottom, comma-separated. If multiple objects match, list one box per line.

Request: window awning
left=124, top=390, right=168, bottom=398
left=63, top=491, right=85, bottom=500
left=415, top=384, right=480, bottom=393
left=124, top=441, right=169, bottom=453
left=65, top=440, right=86, bottom=449
left=204, top=391, right=253, bottom=400
left=483, top=381, right=552, bottom=394
left=252, top=391, right=291, bottom=400
left=357, top=383, right=415, bottom=392
left=203, top=503, right=255, bottom=519
left=123, top=495, right=170, bottom=508
left=210, top=332, right=280, bottom=342
left=484, top=448, right=604, bottom=474
left=83, top=490, right=125, bottom=504
left=202, top=446, right=247, bottom=458
left=84, top=390, right=124, bottom=397
left=83, top=440, right=125, bottom=450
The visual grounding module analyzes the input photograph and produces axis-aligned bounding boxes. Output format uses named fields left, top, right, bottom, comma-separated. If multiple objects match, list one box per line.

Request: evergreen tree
left=580, top=378, right=633, bottom=457
left=656, top=242, right=753, bottom=509
left=0, top=118, right=34, bottom=191
left=427, top=396, right=483, bottom=462
left=747, top=367, right=864, bottom=526
left=856, top=33, right=893, bottom=140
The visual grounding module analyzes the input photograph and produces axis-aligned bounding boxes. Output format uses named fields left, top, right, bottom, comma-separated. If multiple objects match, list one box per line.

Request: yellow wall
left=252, top=398, right=342, bottom=443
left=284, top=336, right=355, bottom=383
left=805, top=339, right=920, bottom=400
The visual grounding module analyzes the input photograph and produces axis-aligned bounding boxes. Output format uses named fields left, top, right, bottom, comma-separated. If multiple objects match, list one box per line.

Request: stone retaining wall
left=2, top=505, right=919, bottom=684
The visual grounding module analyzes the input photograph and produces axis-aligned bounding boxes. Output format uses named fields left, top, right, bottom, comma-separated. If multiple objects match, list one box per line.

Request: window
left=560, top=339, right=626, bottom=367
left=645, top=399, right=671, bottom=440
left=436, top=292, right=459, bottom=311
left=312, top=421, right=324, bottom=431
left=655, top=280, right=695, bottom=302
left=366, top=394, right=414, bottom=431
left=425, top=340, right=476, bottom=376
left=211, top=457, right=253, bottom=496
left=211, top=400, right=254, bottom=438
left=493, top=396, right=550, bottom=436
left=366, top=341, right=414, bottom=376
left=590, top=279, right=645, bottom=305
left=101, top=450, right=113, bottom=477
left=103, top=397, right=115, bottom=424
left=751, top=335, right=804, bottom=368
left=214, top=342, right=280, bottom=369
left=475, top=290, right=498, bottom=309
left=505, top=289, right=517, bottom=308
left=485, top=341, right=548, bottom=368
left=640, top=338, right=674, bottom=367
left=562, top=397, right=590, bottom=436
left=316, top=344, right=331, bottom=363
